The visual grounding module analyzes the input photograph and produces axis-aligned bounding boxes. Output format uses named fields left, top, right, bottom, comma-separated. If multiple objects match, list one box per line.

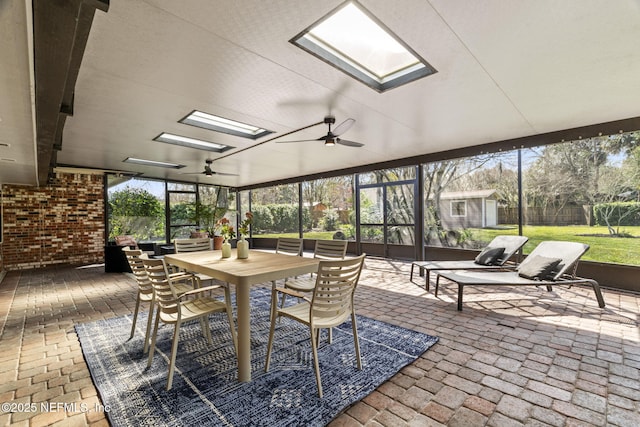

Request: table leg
left=236, top=284, right=251, bottom=382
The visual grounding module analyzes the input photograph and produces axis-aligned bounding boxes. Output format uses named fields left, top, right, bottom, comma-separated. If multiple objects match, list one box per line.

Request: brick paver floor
left=0, top=257, right=638, bottom=426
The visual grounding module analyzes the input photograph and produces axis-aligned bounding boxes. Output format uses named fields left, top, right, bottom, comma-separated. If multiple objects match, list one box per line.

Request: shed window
left=450, top=200, right=466, bottom=217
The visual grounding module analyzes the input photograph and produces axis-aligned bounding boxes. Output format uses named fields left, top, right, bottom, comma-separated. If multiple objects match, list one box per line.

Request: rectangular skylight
left=123, top=157, right=185, bottom=169
left=291, top=1, right=436, bottom=92
left=153, top=132, right=233, bottom=153
left=180, top=110, right=273, bottom=139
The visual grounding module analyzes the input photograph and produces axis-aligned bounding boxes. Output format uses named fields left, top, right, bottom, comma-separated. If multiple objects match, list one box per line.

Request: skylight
left=153, top=132, right=233, bottom=153
left=180, top=111, right=273, bottom=139
left=291, top=1, right=436, bottom=92
left=123, top=157, right=185, bottom=169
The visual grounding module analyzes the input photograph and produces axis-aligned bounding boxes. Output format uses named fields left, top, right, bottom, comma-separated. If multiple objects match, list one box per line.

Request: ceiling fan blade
left=275, top=138, right=319, bottom=143
left=211, top=171, right=239, bottom=176
left=336, top=138, right=364, bottom=148
left=333, top=118, right=355, bottom=136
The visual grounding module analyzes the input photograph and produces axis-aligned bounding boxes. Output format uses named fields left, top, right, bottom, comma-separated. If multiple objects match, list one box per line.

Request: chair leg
left=166, top=322, right=181, bottom=390
left=594, top=285, right=606, bottom=308
left=280, top=292, right=287, bottom=310
left=147, top=306, right=162, bottom=368
left=224, top=285, right=238, bottom=355
left=457, top=283, right=464, bottom=311
left=129, top=295, right=141, bottom=340
left=351, top=313, right=362, bottom=370
left=278, top=289, right=287, bottom=325
left=200, top=316, right=213, bottom=344
left=435, top=274, right=440, bottom=297
left=270, top=281, right=278, bottom=323
left=310, top=327, right=323, bottom=398
left=264, top=308, right=278, bottom=372
left=425, top=270, right=430, bottom=291
left=143, top=299, right=155, bottom=354
left=588, top=279, right=606, bottom=308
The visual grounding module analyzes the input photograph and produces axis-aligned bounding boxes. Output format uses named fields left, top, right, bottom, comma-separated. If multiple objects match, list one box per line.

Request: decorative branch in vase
left=218, top=218, right=235, bottom=258
left=236, top=212, right=253, bottom=259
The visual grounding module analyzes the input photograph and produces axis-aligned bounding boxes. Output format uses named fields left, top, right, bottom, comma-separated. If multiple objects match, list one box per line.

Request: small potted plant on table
left=218, top=218, right=235, bottom=258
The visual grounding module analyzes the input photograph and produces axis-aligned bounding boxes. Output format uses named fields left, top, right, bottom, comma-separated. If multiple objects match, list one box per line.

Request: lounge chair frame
left=435, top=241, right=606, bottom=311
left=410, top=235, right=529, bottom=290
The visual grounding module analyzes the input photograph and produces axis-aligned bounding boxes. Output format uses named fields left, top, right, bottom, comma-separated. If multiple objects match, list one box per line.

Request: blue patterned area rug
left=76, top=287, right=438, bottom=426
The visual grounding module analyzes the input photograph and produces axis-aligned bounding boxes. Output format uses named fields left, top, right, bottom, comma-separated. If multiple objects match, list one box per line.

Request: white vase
left=237, top=236, right=249, bottom=259
left=221, top=240, right=231, bottom=258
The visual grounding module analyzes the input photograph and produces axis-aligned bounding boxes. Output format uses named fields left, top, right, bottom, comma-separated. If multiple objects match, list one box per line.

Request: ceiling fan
left=182, top=159, right=238, bottom=177
left=276, top=115, right=364, bottom=147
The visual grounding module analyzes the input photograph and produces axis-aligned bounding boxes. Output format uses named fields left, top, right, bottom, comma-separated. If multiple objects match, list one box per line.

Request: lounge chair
left=410, top=235, right=529, bottom=290
left=434, top=241, right=606, bottom=311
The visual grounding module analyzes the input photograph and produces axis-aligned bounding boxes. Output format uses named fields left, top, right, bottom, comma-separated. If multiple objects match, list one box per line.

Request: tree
left=524, top=132, right=640, bottom=230
left=423, top=155, right=500, bottom=246
left=302, top=176, right=354, bottom=229
left=194, top=186, right=233, bottom=235
left=302, top=179, right=329, bottom=228
left=108, top=187, right=164, bottom=241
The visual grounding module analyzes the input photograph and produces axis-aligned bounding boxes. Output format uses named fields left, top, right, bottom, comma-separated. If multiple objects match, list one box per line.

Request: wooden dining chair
left=174, top=238, right=212, bottom=253
left=281, top=239, right=348, bottom=297
left=269, top=238, right=304, bottom=321
left=142, top=257, right=237, bottom=390
left=265, top=254, right=366, bottom=398
left=123, top=249, right=195, bottom=353
left=275, top=237, right=303, bottom=257
left=173, top=237, right=218, bottom=287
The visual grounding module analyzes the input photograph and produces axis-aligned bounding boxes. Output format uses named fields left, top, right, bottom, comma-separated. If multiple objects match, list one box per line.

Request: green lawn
left=255, top=225, right=640, bottom=265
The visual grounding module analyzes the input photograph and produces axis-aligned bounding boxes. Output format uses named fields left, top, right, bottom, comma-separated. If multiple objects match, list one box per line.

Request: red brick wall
left=0, top=172, right=105, bottom=270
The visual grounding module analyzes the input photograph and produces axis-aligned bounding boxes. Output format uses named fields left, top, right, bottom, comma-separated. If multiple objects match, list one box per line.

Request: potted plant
left=191, top=187, right=232, bottom=249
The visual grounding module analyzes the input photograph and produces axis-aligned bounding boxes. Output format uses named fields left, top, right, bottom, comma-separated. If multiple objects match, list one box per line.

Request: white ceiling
left=2, top=0, right=640, bottom=187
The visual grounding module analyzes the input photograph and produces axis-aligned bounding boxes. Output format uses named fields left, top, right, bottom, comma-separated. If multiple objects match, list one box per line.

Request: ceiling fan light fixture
left=325, top=139, right=336, bottom=146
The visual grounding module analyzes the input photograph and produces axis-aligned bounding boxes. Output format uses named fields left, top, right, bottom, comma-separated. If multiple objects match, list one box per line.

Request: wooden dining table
left=164, top=249, right=320, bottom=382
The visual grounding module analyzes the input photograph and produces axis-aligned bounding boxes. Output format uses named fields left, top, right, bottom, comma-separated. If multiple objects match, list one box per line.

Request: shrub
left=251, top=204, right=310, bottom=233
left=251, top=205, right=274, bottom=233
left=594, top=202, right=640, bottom=227
left=341, top=224, right=355, bottom=239
left=321, top=209, right=339, bottom=231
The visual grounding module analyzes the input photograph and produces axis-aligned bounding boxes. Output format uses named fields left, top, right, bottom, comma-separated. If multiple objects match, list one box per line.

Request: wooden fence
left=499, top=205, right=591, bottom=226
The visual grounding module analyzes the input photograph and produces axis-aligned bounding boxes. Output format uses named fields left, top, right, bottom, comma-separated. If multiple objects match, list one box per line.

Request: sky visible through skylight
left=306, top=2, right=420, bottom=80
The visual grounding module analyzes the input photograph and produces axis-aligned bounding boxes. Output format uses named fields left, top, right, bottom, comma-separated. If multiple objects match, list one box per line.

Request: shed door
left=485, top=199, right=497, bottom=227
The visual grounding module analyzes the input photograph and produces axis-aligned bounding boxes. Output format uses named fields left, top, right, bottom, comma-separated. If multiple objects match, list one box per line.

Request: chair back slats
left=174, top=238, right=212, bottom=253
left=123, top=249, right=153, bottom=296
left=314, top=239, right=348, bottom=260
left=142, top=258, right=180, bottom=315
left=276, top=238, right=303, bottom=256
left=310, top=254, right=365, bottom=324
